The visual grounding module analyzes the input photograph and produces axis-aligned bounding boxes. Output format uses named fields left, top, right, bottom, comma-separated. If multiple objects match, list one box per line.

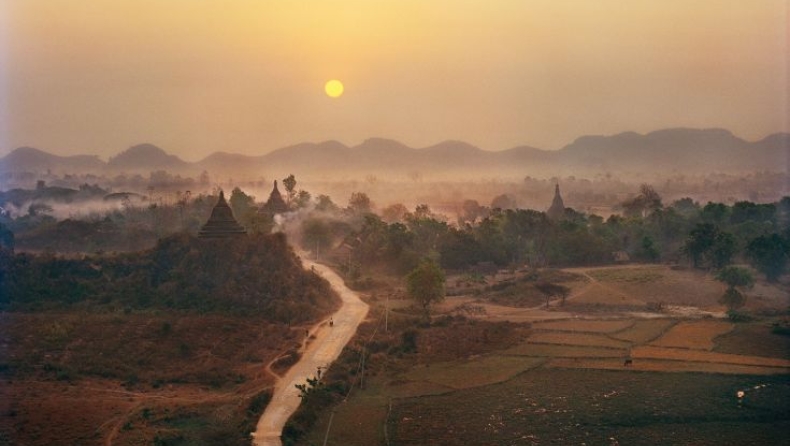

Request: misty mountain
left=107, top=143, right=189, bottom=171
left=556, top=128, right=787, bottom=173
left=0, top=147, right=104, bottom=173
left=1, top=128, right=788, bottom=180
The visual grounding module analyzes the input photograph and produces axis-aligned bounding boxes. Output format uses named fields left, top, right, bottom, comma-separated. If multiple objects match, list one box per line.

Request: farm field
left=297, top=264, right=790, bottom=446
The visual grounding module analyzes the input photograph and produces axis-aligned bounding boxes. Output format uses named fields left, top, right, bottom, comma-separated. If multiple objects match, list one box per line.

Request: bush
left=726, top=310, right=752, bottom=322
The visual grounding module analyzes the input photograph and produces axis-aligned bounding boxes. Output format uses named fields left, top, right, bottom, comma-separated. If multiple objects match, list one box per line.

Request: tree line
left=311, top=187, right=790, bottom=283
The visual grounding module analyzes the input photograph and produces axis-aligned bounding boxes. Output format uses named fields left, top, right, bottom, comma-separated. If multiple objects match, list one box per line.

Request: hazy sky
left=1, top=1, right=787, bottom=160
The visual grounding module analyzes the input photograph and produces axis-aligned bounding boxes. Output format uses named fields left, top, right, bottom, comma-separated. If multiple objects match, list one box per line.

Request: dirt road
left=251, top=257, right=369, bottom=446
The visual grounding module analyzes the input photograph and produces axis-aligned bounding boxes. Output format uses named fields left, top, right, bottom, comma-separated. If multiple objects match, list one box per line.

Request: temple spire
left=547, top=183, right=565, bottom=219
left=262, top=180, right=289, bottom=215
left=198, top=189, right=247, bottom=238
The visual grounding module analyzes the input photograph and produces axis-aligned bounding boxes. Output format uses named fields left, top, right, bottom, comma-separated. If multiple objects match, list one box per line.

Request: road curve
left=251, top=256, right=369, bottom=446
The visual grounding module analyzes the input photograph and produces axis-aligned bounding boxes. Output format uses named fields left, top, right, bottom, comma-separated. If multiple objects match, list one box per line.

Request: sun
left=324, top=79, right=344, bottom=98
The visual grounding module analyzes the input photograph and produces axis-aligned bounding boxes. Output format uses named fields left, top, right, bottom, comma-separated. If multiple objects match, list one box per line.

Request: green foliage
left=301, top=217, right=333, bottom=255
left=228, top=187, right=255, bottom=227
left=716, top=266, right=754, bottom=289
left=406, top=258, right=446, bottom=320
left=683, top=223, right=717, bottom=268
left=716, top=266, right=754, bottom=311
left=247, top=390, right=272, bottom=416
left=725, top=309, right=752, bottom=322
left=535, top=281, right=571, bottom=307
left=282, top=174, right=297, bottom=205
left=621, top=184, right=662, bottom=217
left=401, top=329, right=418, bottom=353
left=347, top=191, right=373, bottom=215
left=746, top=233, right=790, bottom=282
left=719, top=288, right=746, bottom=311
left=638, top=235, right=660, bottom=262
left=1, top=233, right=337, bottom=323
left=0, top=223, right=13, bottom=251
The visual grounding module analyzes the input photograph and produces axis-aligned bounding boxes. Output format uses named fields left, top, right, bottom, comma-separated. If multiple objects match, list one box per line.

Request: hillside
left=107, top=143, right=189, bottom=171
left=1, top=232, right=339, bottom=321
left=0, top=147, right=104, bottom=173
left=0, top=232, right=341, bottom=445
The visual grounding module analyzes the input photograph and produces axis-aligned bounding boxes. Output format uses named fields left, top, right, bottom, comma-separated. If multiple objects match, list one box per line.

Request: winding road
left=251, top=256, right=369, bottom=446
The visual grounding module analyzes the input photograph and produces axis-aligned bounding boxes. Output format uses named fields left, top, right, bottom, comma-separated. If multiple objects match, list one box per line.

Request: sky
left=1, top=1, right=787, bottom=160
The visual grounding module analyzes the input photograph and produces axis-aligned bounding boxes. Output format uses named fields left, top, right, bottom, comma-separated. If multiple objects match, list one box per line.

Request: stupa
left=198, top=190, right=247, bottom=238
left=261, top=180, right=289, bottom=215
left=546, top=184, right=566, bottom=219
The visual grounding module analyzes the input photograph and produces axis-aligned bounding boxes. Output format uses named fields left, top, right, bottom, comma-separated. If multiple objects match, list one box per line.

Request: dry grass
left=587, top=266, right=666, bottom=283
left=650, top=320, right=733, bottom=350
left=386, top=380, right=456, bottom=398
left=714, top=322, right=790, bottom=359
left=611, top=319, right=676, bottom=344
left=532, top=319, right=634, bottom=333
left=527, top=332, right=632, bottom=349
left=592, top=266, right=725, bottom=307
left=565, top=282, right=646, bottom=306
left=404, top=355, right=545, bottom=390
left=633, top=346, right=790, bottom=368
left=502, top=343, right=627, bottom=358
left=548, top=357, right=790, bottom=375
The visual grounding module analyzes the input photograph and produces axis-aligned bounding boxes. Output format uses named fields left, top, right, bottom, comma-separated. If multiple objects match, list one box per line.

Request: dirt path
left=251, top=257, right=369, bottom=446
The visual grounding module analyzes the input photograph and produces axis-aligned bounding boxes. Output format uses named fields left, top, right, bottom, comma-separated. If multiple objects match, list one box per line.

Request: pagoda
left=546, top=184, right=566, bottom=219
left=261, top=180, right=289, bottom=215
left=198, top=190, right=247, bottom=238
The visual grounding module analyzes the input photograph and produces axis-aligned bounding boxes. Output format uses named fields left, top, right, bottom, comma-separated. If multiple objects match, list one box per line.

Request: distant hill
left=107, top=143, right=188, bottom=171
left=1, top=128, right=788, bottom=180
left=0, top=147, right=104, bottom=173
left=556, top=128, right=787, bottom=173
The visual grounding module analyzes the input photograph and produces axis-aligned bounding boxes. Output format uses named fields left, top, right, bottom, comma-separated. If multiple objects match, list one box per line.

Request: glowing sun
left=324, top=79, right=344, bottom=98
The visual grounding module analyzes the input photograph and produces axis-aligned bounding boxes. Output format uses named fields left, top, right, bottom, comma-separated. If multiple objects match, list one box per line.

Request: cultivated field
left=296, top=264, right=790, bottom=446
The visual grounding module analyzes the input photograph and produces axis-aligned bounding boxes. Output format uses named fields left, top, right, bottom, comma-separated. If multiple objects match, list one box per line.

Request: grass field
left=532, top=319, right=634, bottom=333
left=650, top=320, right=734, bottom=350
left=611, top=318, right=676, bottom=343
left=404, top=355, right=545, bottom=390
left=389, top=369, right=790, bottom=446
left=527, top=331, right=633, bottom=349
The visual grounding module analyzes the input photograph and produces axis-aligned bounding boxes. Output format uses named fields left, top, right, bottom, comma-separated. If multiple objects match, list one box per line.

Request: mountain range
left=1, top=128, right=788, bottom=180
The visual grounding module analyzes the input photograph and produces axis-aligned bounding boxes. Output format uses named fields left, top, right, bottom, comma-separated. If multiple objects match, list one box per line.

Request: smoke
left=3, top=197, right=145, bottom=220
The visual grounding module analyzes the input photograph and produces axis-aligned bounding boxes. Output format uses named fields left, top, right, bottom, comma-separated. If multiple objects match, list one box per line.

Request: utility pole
left=322, top=409, right=336, bottom=446
left=361, top=347, right=366, bottom=388
left=385, top=293, right=389, bottom=332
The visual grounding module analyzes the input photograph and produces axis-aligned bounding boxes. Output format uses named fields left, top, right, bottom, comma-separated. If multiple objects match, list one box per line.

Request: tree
left=406, top=258, right=445, bottom=321
left=294, top=190, right=312, bottom=209
left=315, top=194, right=339, bottom=213
left=381, top=203, right=409, bottom=223
left=282, top=174, right=297, bottom=206
left=638, top=235, right=660, bottom=262
left=229, top=187, right=255, bottom=225
left=490, top=194, right=517, bottom=210
left=347, top=192, right=372, bottom=215
left=535, top=282, right=571, bottom=308
left=746, top=233, right=790, bottom=282
left=459, top=199, right=485, bottom=224
left=715, top=266, right=754, bottom=310
left=671, top=197, right=699, bottom=217
left=710, top=231, right=736, bottom=269
left=683, top=223, right=717, bottom=268
left=0, top=223, right=13, bottom=252
left=301, top=218, right=332, bottom=258
left=621, top=184, right=662, bottom=217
